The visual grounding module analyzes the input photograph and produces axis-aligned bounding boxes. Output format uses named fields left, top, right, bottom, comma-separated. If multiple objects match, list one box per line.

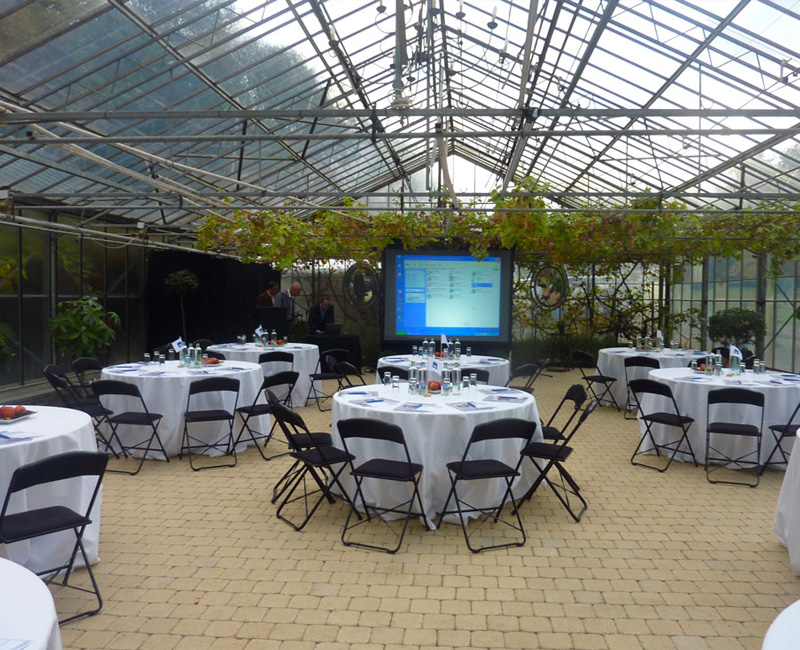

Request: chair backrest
left=92, top=378, right=143, bottom=400
left=206, top=350, right=226, bottom=361
left=0, top=451, right=108, bottom=523
left=319, top=348, right=350, bottom=372
left=379, top=365, right=408, bottom=380
left=338, top=417, right=404, bottom=445
left=188, top=376, right=240, bottom=396
left=195, top=339, right=213, bottom=351
left=270, top=403, right=318, bottom=451
left=471, top=368, right=491, bottom=384
left=561, top=399, right=598, bottom=445
left=628, top=378, right=679, bottom=417
left=545, top=384, right=587, bottom=430
left=263, top=370, right=299, bottom=391
left=258, top=351, right=294, bottom=365
left=624, top=356, right=660, bottom=370
left=72, top=356, right=103, bottom=393
left=325, top=355, right=344, bottom=377
left=507, top=362, right=546, bottom=389
left=337, top=361, right=366, bottom=387
left=44, top=364, right=82, bottom=406
left=708, top=387, right=764, bottom=408
left=453, top=418, right=536, bottom=474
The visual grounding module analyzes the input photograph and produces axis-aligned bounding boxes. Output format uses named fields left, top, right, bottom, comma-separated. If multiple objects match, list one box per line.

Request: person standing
left=274, top=281, right=302, bottom=320
left=256, top=281, right=279, bottom=308
left=308, top=295, right=335, bottom=334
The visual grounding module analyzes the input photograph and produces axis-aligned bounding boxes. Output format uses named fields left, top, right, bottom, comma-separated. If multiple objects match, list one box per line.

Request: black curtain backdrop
left=146, top=251, right=279, bottom=350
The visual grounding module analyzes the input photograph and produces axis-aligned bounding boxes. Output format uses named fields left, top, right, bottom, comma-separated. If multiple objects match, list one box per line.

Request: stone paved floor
left=53, top=369, right=800, bottom=650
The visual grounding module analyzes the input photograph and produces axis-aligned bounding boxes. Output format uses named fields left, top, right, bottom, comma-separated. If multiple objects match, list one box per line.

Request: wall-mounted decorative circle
left=531, top=264, right=568, bottom=310
left=343, top=262, right=379, bottom=309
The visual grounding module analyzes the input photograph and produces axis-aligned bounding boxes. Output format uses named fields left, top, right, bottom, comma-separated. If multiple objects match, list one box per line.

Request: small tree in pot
left=708, top=307, right=765, bottom=352
left=48, top=297, right=121, bottom=360
left=165, top=270, right=199, bottom=343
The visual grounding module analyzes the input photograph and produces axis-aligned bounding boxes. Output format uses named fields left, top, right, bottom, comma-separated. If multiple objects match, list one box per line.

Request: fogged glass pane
left=773, top=325, right=794, bottom=372
left=728, top=281, right=742, bottom=301
left=742, top=280, right=757, bottom=301
left=0, top=298, right=20, bottom=387
left=714, top=282, right=726, bottom=301
left=741, top=252, right=759, bottom=280
left=776, top=276, right=795, bottom=302
left=83, top=239, right=106, bottom=296
left=55, top=233, right=82, bottom=299
left=728, top=256, right=742, bottom=280
left=691, top=283, right=702, bottom=301
left=20, top=228, right=49, bottom=298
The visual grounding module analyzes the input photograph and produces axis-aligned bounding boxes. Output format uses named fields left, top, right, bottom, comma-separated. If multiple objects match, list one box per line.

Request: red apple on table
left=427, top=380, right=442, bottom=391
left=13, top=405, right=26, bottom=415
left=0, top=405, right=15, bottom=419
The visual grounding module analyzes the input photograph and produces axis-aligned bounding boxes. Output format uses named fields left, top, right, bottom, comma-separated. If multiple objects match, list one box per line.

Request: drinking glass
left=462, top=376, right=470, bottom=393
left=412, top=345, right=418, bottom=358
left=408, top=378, right=417, bottom=394
left=143, top=352, right=150, bottom=364
left=690, top=360, right=697, bottom=372
left=466, top=346, right=472, bottom=357
left=383, top=371, right=391, bottom=387
left=168, top=349, right=175, bottom=361
left=159, top=354, right=166, bottom=365
left=441, top=379, right=451, bottom=397
left=202, top=354, right=209, bottom=365
left=391, top=375, right=400, bottom=392
left=469, top=373, right=477, bottom=392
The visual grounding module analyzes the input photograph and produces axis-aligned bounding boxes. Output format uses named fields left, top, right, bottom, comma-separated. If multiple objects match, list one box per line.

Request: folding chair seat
left=505, top=361, right=548, bottom=394
left=205, top=350, right=226, bottom=361
left=541, top=384, right=587, bottom=443
left=436, top=418, right=536, bottom=553
left=516, top=400, right=597, bottom=521
left=44, top=365, right=117, bottom=455
left=92, top=379, right=168, bottom=475
left=72, top=357, right=103, bottom=399
left=337, top=360, right=367, bottom=387
left=270, top=404, right=354, bottom=531
left=306, top=349, right=349, bottom=411
left=573, top=350, right=620, bottom=410
left=628, top=379, right=697, bottom=472
left=338, top=418, right=427, bottom=553
left=706, top=387, right=764, bottom=487
left=0, top=451, right=108, bottom=623
left=179, top=377, right=240, bottom=471
left=234, top=371, right=299, bottom=460
left=623, top=356, right=660, bottom=419
left=378, top=365, right=408, bottom=381
left=761, top=399, right=800, bottom=474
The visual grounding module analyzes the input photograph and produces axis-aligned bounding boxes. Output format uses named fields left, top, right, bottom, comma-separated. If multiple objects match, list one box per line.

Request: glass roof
left=2, top=0, right=800, bottom=247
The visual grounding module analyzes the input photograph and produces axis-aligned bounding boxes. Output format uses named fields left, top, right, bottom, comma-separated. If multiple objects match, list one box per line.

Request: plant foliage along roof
left=2, top=0, right=800, bottom=266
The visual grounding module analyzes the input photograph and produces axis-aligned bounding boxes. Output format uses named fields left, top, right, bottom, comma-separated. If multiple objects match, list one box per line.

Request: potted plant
left=708, top=307, right=765, bottom=351
left=48, top=297, right=121, bottom=359
left=165, top=270, right=199, bottom=343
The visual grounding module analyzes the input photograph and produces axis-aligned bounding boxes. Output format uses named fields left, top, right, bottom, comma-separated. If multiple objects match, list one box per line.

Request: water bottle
left=442, top=341, right=449, bottom=359
left=452, top=362, right=462, bottom=395
left=179, top=346, right=186, bottom=366
left=422, top=338, right=429, bottom=358
left=271, top=329, right=277, bottom=345
left=454, top=339, right=461, bottom=359
left=730, top=355, right=741, bottom=375
left=441, top=364, right=451, bottom=396
left=417, top=365, right=428, bottom=395
left=409, top=364, right=418, bottom=394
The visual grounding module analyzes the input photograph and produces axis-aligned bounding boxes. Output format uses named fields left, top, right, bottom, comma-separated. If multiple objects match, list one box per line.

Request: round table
left=762, top=599, right=800, bottom=649
left=331, top=383, right=542, bottom=528
left=100, top=360, right=266, bottom=457
left=640, top=367, right=800, bottom=465
left=0, top=557, right=62, bottom=650
left=207, top=342, right=320, bottom=406
left=377, top=354, right=511, bottom=387
left=0, top=406, right=100, bottom=574
left=597, top=347, right=706, bottom=408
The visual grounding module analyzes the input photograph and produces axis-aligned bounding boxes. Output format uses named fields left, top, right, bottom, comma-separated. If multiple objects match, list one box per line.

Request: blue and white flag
left=171, top=337, right=185, bottom=352
left=432, top=359, right=439, bottom=372
left=729, top=345, right=743, bottom=360
left=255, top=325, right=265, bottom=336
left=440, top=333, right=448, bottom=347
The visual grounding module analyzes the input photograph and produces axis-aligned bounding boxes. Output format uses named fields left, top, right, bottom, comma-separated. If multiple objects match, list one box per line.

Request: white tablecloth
left=0, top=557, right=62, bottom=650
left=207, top=342, right=319, bottom=406
left=377, top=354, right=511, bottom=387
left=597, top=347, right=706, bottom=408
left=100, top=360, right=266, bottom=457
left=762, top=599, right=800, bottom=648
left=640, top=367, right=800, bottom=465
left=0, top=406, right=100, bottom=574
left=331, top=384, right=542, bottom=528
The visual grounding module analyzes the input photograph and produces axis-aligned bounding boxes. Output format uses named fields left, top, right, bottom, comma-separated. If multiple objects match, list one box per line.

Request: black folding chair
left=72, top=357, right=103, bottom=399
left=92, top=379, right=168, bottom=475
left=623, top=356, right=660, bottom=419
left=338, top=418, right=427, bottom=554
left=195, top=339, right=214, bottom=351
left=378, top=365, right=409, bottom=381
left=259, top=350, right=294, bottom=372
left=505, top=362, right=548, bottom=394
left=761, top=399, right=800, bottom=474
left=541, top=384, right=588, bottom=444
left=436, top=418, right=536, bottom=553
left=516, top=400, right=597, bottom=521
left=0, top=451, right=108, bottom=623
left=180, top=377, right=240, bottom=471
left=337, top=360, right=367, bottom=387
left=573, top=350, right=620, bottom=411
left=270, top=404, right=355, bottom=531
left=628, top=379, right=697, bottom=472
left=306, top=349, right=349, bottom=411
left=44, top=365, right=117, bottom=456
left=234, top=371, right=299, bottom=460
left=706, top=387, right=764, bottom=487
left=470, top=368, right=491, bottom=385
left=205, top=350, right=226, bottom=361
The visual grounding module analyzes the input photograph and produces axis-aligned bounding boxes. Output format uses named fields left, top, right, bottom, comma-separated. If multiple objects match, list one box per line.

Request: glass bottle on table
left=454, top=339, right=461, bottom=359
left=271, top=329, right=277, bottom=345
left=452, top=362, right=462, bottom=395
left=417, top=365, right=428, bottom=395
left=422, top=338, right=429, bottom=358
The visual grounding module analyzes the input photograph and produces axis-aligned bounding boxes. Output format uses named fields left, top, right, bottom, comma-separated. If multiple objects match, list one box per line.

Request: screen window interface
left=395, top=255, right=502, bottom=337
